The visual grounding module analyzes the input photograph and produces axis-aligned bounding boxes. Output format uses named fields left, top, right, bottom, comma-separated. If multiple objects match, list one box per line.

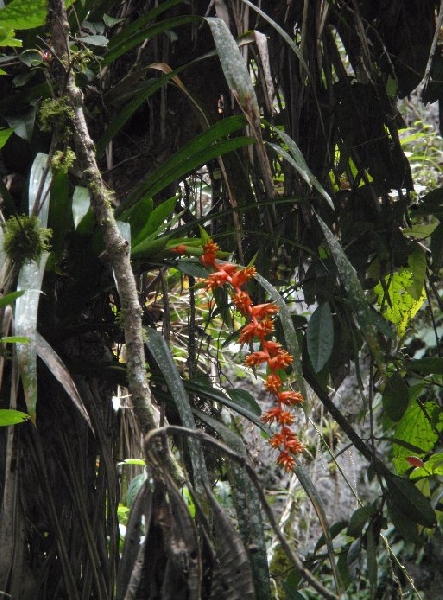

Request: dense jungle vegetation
left=2, top=0, right=443, bottom=598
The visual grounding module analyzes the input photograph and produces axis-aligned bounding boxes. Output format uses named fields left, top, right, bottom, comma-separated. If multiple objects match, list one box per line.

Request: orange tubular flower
left=170, top=244, right=188, bottom=255
left=233, top=291, right=253, bottom=314
left=278, top=390, right=304, bottom=405
left=276, top=410, right=295, bottom=425
left=265, top=374, right=282, bottom=394
left=250, top=303, right=279, bottom=319
left=261, top=407, right=282, bottom=424
left=201, top=240, right=219, bottom=268
left=268, top=350, right=293, bottom=370
left=277, top=451, right=296, bottom=471
left=230, top=267, right=257, bottom=289
left=285, top=437, right=304, bottom=454
left=207, top=271, right=230, bottom=289
left=245, top=351, right=269, bottom=366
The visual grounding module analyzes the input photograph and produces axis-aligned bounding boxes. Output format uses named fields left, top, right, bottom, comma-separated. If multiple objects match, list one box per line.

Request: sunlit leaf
left=0, top=290, right=25, bottom=308
left=0, top=127, right=13, bottom=148
left=0, top=0, right=47, bottom=30
left=0, top=408, right=30, bottom=426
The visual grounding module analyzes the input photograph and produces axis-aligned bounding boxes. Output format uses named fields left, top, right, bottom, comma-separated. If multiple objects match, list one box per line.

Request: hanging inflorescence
left=200, top=239, right=304, bottom=471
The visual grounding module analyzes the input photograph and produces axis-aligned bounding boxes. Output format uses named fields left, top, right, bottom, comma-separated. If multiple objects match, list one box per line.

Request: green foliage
left=0, top=408, right=30, bottom=426
left=3, top=214, right=51, bottom=267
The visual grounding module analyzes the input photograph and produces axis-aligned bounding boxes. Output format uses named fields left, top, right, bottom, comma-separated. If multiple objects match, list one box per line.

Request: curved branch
left=48, top=0, right=157, bottom=433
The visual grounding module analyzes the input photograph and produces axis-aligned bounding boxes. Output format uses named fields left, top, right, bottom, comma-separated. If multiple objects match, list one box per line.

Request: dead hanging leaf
left=35, top=332, right=93, bottom=430
left=205, top=484, right=255, bottom=600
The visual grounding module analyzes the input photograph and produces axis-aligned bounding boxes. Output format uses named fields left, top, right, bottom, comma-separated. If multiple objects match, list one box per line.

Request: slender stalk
left=49, top=0, right=157, bottom=433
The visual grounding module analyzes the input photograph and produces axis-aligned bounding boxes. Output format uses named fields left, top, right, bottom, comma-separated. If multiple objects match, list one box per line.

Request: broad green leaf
left=0, top=290, right=25, bottom=308
left=6, top=106, right=37, bottom=141
left=393, top=398, right=443, bottom=474
left=382, top=373, right=409, bottom=421
left=347, top=505, right=375, bottom=538
left=316, top=216, right=388, bottom=372
left=307, top=302, right=334, bottom=373
left=0, top=27, right=21, bottom=47
left=385, top=473, right=436, bottom=527
left=226, top=388, right=261, bottom=416
left=387, top=500, right=419, bottom=542
left=0, top=408, right=30, bottom=427
left=0, top=127, right=13, bottom=148
left=268, top=130, right=334, bottom=209
left=374, top=265, right=426, bottom=338
left=406, top=357, right=443, bottom=375
left=0, top=0, right=47, bottom=30
left=175, top=259, right=208, bottom=279
left=414, top=186, right=443, bottom=217
left=406, top=246, right=427, bottom=300
left=403, top=221, right=438, bottom=239
left=410, top=452, right=443, bottom=479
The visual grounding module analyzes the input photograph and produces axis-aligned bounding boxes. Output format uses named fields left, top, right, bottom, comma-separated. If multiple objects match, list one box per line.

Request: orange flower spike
left=278, top=390, right=304, bottom=406
left=269, top=432, right=286, bottom=448
left=230, top=266, right=257, bottom=289
left=250, top=303, right=279, bottom=320
left=265, top=374, right=282, bottom=394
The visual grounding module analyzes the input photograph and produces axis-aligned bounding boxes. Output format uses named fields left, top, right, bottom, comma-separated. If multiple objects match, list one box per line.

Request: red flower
left=269, top=432, right=286, bottom=448
left=276, top=410, right=295, bottom=425
left=265, top=374, right=282, bottom=394
left=250, top=303, right=279, bottom=319
left=201, top=240, right=219, bottom=267
left=285, top=437, right=304, bottom=454
left=231, top=267, right=256, bottom=289
left=268, top=350, right=293, bottom=370
left=263, top=340, right=282, bottom=356
left=219, top=262, right=238, bottom=276
left=261, top=407, right=282, bottom=424
left=278, top=390, right=304, bottom=405
left=245, top=351, right=269, bottom=366
left=233, top=291, right=253, bottom=314
left=277, top=451, right=296, bottom=471
left=207, top=271, right=229, bottom=289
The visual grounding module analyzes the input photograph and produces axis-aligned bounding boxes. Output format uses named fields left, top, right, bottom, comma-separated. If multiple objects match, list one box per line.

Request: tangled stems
left=200, top=239, right=304, bottom=470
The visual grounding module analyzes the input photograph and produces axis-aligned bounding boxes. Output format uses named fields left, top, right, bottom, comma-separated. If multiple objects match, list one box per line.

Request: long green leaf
left=267, top=129, right=334, bottom=209
left=0, top=290, right=25, bottom=308
left=117, top=115, right=250, bottom=213
left=104, top=15, right=199, bottom=65
left=145, top=329, right=208, bottom=490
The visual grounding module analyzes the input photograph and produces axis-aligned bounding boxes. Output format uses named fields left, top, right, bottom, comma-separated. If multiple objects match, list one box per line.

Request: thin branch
left=48, top=0, right=157, bottom=434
